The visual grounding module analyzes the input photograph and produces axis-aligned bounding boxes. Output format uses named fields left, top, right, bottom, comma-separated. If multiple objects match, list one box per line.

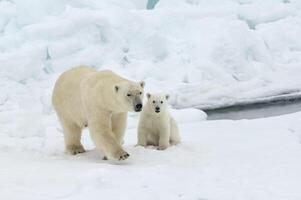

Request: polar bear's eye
left=152, top=101, right=155, bottom=103
left=160, top=101, right=163, bottom=104
left=139, top=92, right=142, bottom=95
left=127, top=94, right=131, bottom=97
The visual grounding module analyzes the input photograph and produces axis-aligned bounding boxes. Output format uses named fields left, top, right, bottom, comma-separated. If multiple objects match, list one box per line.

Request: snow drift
left=1, top=0, right=301, bottom=109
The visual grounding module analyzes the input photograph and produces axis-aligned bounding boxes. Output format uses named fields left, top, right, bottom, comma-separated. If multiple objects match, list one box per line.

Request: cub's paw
left=157, top=145, right=168, bottom=150
left=170, top=140, right=180, bottom=145
left=114, top=149, right=130, bottom=161
left=135, top=143, right=147, bottom=147
left=66, top=144, right=86, bottom=155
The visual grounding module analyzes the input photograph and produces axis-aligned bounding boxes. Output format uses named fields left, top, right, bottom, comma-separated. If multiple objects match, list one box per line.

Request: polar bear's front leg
left=88, top=114, right=129, bottom=160
left=111, top=112, right=127, bottom=145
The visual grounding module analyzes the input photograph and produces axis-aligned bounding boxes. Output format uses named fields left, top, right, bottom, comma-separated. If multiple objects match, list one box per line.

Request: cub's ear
left=114, top=85, right=119, bottom=93
left=146, top=93, right=151, bottom=99
left=139, top=81, right=145, bottom=88
left=165, top=94, right=170, bottom=100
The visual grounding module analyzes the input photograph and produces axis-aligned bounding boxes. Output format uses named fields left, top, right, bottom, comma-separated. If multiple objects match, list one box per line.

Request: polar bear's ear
left=146, top=93, right=151, bottom=99
left=114, top=85, right=119, bottom=93
left=139, top=81, right=145, bottom=88
left=165, top=94, right=170, bottom=100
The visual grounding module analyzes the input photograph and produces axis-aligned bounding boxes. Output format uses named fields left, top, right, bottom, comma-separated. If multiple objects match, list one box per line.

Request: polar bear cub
left=137, top=93, right=180, bottom=150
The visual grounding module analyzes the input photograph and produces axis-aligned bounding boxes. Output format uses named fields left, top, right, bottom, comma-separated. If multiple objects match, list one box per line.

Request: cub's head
left=114, top=81, right=145, bottom=112
left=146, top=93, right=169, bottom=114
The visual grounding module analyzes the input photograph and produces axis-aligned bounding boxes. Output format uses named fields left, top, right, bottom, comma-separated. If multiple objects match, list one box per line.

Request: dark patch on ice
left=205, top=94, right=301, bottom=120
left=43, top=46, right=54, bottom=74
left=147, top=0, right=159, bottom=10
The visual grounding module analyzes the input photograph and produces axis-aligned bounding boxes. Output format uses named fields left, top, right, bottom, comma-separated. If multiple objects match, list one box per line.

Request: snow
left=1, top=111, right=301, bottom=200
left=1, top=0, right=301, bottom=199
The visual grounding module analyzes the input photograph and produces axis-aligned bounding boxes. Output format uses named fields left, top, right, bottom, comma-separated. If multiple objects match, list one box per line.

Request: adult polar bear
left=52, top=66, right=145, bottom=160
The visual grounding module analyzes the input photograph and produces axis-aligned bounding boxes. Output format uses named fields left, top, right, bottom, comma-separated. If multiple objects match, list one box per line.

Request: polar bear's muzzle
left=134, top=103, right=143, bottom=112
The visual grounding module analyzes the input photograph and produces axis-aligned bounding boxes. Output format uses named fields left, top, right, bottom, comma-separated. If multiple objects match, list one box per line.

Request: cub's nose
left=155, top=107, right=160, bottom=113
left=135, top=103, right=142, bottom=112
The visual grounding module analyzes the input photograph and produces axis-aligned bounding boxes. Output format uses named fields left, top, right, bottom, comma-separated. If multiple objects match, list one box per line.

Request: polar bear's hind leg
left=61, top=118, right=85, bottom=155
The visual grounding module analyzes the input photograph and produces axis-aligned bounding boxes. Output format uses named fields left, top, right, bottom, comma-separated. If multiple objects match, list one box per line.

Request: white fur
left=52, top=66, right=145, bottom=160
left=137, top=93, right=180, bottom=150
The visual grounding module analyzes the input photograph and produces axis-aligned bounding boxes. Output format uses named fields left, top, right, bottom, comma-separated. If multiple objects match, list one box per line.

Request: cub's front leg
left=157, top=122, right=171, bottom=150
left=137, top=125, right=148, bottom=147
left=88, top=112, right=129, bottom=160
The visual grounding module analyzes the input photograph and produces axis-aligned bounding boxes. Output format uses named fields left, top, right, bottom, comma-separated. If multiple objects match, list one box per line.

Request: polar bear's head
left=145, top=93, right=169, bottom=114
left=114, top=81, right=145, bottom=112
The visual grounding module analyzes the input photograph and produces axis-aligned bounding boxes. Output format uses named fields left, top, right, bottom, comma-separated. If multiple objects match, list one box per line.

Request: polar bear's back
left=52, top=66, right=130, bottom=126
left=52, top=66, right=97, bottom=125
left=52, top=66, right=96, bottom=106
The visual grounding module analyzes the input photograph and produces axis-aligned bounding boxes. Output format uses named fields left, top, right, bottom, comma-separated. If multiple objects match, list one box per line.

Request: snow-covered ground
left=1, top=0, right=301, bottom=199
left=1, top=110, right=301, bottom=200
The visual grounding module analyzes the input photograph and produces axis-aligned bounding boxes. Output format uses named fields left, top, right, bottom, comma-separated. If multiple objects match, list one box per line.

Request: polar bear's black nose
left=155, top=107, right=160, bottom=113
left=135, top=103, right=142, bottom=111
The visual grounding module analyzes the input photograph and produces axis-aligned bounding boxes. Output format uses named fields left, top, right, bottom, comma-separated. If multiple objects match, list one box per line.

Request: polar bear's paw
left=66, top=144, right=86, bottom=155
left=114, top=149, right=130, bottom=160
